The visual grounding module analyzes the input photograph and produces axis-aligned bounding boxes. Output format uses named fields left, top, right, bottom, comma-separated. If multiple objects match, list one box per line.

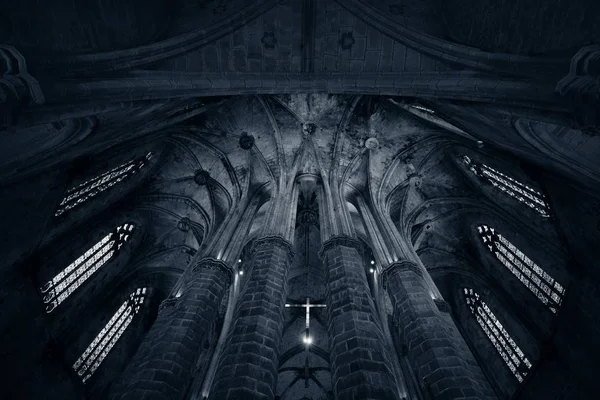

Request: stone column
left=109, top=259, right=232, bottom=400
left=209, top=235, right=294, bottom=400
left=382, top=261, right=497, bottom=399
left=319, top=236, right=399, bottom=400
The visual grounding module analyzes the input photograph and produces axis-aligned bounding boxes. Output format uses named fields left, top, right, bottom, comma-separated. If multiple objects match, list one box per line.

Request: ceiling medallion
left=298, top=209, right=318, bottom=226
left=365, top=137, right=379, bottom=150
left=303, top=123, right=317, bottom=136
left=194, top=170, right=210, bottom=186
left=261, top=32, right=277, bottom=49
left=239, top=132, right=255, bottom=150
left=339, top=32, right=355, bottom=50
left=178, top=217, right=191, bottom=232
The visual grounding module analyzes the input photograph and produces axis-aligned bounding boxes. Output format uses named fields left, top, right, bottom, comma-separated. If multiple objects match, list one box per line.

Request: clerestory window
left=41, top=223, right=135, bottom=313
left=462, top=155, right=550, bottom=217
left=73, top=287, right=147, bottom=383
left=55, top=152, right=153, bottom=217
left=478, top=224, right=565, bottom=313
left=464, top=287, right=532, bottom=382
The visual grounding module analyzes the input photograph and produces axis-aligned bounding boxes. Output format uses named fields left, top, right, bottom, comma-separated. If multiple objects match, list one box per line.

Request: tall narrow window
left=463, top=287, right=532, bottom=382
left=73, top=287, right=147, bottom=383
left=478, top=224, right=565, bottom=313
left=41, top=223, right=135, bottom=313
left=462, top=155, right=550, bottom=217
left=55, top=152, right=153, bottom=217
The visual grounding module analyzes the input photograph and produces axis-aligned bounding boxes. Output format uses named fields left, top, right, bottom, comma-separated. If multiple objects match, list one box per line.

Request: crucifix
left=285, top=297, right=326, bottom=388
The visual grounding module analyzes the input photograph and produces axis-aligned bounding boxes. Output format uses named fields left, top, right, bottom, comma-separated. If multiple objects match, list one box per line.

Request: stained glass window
left=73, top=287, right=147, bottom=383
left=478, top=224, right=565, bottom=313
left=464, top=287, right=532, bottom=382
left=55, top=152, right=153, bottom=217
left=462, top=155, right=550, bottom=217
left=41, top=224, right=135, bottom=313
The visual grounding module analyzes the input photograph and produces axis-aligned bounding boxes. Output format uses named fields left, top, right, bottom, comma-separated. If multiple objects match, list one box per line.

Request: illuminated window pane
left=73, top=288, right=147, bottom=383
left=478, top=224, right=564, bottom=313
left=55, top=152, right=153, bottom=217
left=40, top=224, right=135, bottom=313
left=462, top=156, right=550, bottom=217
left=464, top=288, right=531, bottom=382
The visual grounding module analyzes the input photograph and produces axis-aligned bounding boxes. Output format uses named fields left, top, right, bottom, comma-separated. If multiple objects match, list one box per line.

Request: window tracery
left=73, top=287, right=147, bottom=383
left=462, top=155, right=550, bottom=217
left=55, top=152, right=153, bottom=217
left=463, top=287, right=532, bottom=382
left=40, top=223, right=135, bottom=313
left=478, top=224, right=565, bottom=313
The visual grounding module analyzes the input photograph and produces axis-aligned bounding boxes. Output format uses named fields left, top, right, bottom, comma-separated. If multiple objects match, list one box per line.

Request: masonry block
left=108, top=259, right=231, bottom=400
left=209, top=236, right=293, bottom=400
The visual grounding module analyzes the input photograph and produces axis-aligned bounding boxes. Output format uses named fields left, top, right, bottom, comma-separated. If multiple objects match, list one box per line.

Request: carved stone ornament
left=239, top=132, right=255, bottom=150
left=191, top=258, right=233, bottom=285
left=158, top=296, right=179, bottom=312
left=194, top=169, right=211, bottom=186
left=556, top=45, right=600, bottom=133
left=434, top=299, right=451, bottom=313
left=302, top=122, right=317, bottom=136
left=177, top=217, right=191, bottom=232
left=298, top=209, right=318, bottom=226
left=365, top=137, right=379, bottom=150
left=250, top=235, right=295, bottom=262
left=318, top=235, right=364, bottom=259
left=0, top=45, right=45, bottom=128
left=381, top=260, right=424, bottom=289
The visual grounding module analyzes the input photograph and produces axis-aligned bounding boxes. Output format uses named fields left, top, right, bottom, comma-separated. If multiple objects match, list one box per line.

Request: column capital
left=318, top=235, right=363, bottom=259
left=250, top=235, right=295, bottom=262
left=433, top=299, right=451, bottom=314
left=191, top=257, right=233, bottom=286
left=381, top=260, right=423, bottom=289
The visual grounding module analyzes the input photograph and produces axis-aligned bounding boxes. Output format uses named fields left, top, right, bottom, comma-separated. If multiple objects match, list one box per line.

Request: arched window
left=73, top=287, right=147, bottom=383
left=41, top=223, right=135, bottom=313
left=55, top=152, right=153, bottom=217
left=478, top=224, right=565, bottom=313
left=462, top=155, right=550, bottom=217
left=463, top=287, right=532, bottom=382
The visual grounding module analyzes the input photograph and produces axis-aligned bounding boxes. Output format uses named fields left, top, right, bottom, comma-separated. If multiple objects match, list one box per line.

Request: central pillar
left=383, top=261, right=497, bottom=399
left=109, top=259, right=232, bottom=400
left=209, top=235, right=294, bottom=399
left=319, top=236, right=399, bottom=400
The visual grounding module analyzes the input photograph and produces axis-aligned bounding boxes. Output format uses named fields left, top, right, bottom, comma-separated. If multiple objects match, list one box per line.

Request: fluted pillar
left=109, top=259, right=232, bottom=400
left=383, top=261, right=497, bottom=399
left=319, top=236, right=399, bottom=400
left=209, top=236, right=294, bottom=399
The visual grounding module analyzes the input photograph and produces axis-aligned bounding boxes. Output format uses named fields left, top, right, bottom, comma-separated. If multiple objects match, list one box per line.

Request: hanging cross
left=285, top=297, right=326, bottom=344
left=285, top=297, right=326, bottom=388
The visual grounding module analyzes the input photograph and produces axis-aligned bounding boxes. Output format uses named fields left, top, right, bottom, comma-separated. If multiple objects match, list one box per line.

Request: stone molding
left=249, top=235, right=295, bottom=262
left=191, top=257, right=233, bottom=285
left=381, top=260, right=423, bottom=289
left=1, top=45, right=45, bottom=128
left=158, top=296, right=179, bottom=312
left=434, top=299, right=451, bottom=314
left=318, top=235, right=363, bottom=259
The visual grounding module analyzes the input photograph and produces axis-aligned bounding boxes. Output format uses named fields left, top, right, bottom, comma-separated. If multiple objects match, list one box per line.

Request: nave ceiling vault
left=1, top=0, right=600, bottom=399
